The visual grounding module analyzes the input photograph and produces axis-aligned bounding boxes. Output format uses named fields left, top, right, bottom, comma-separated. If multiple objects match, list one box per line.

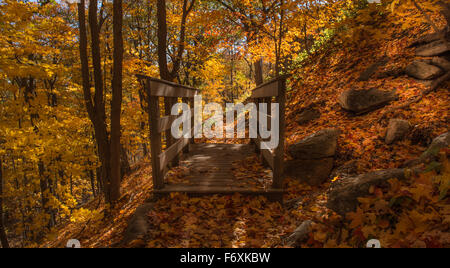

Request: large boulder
left=288, top=129, right=339, bottom=159
left=296, top=107, right=321, bottom=125
left=286, top=129, right=339, bottom=185
left=405, top=60, right=444, bottom=80
left=338, top=88, right=398, bottom=114
left=416, top=40, right=450, bottom=57
left=285, top=158, right=334, bottom=186
left=385, top=119, right=411, bottom=145
left=327, top=169, right=407, bottom=215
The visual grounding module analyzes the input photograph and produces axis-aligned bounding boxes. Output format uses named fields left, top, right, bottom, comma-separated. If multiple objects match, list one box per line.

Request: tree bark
left=120, top=145, right=131, bottom=179
left=0, top=159, right=10, bottom=248
left=157, top=0, right=195, bottom=81
left=109, top=0, right=124, bottom=202
left=171, top=0, right=195, bottom=78
left=254, top=59, right=264, bottom=86
left=38, top=161, right=54, bottom=229
left=157, top=0, right=170, bottom=80
left=78, top=0, right=94, bottom=121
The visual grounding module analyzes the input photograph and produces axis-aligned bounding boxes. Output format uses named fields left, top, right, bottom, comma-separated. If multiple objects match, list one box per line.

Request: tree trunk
left=109, top=0, right=124, bottom=202
left=120, top=145, right=131, bottom=179
left=89, top=168, right=97, bottom=197
left=78, top=0, right=94, bottom=122
left=88, top=1, right=111, bottom=202
left=254, top=59, right=264, bottom=86
left=38, top=161, right=53, bottom=229
left=275, top=0, right=285, bottom=76
left=79, top=0, right=114, bottom=203
left=0, top=159, right=10, bottom=248
left=157, top=0, right=170, bottom=80
left=157, top=0, right=194, bottom=81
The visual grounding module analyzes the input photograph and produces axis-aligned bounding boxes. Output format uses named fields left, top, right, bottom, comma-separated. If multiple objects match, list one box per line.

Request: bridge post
left=272, top=78, right=286, bottom=190
left=147, top=79, right=164, bottom=190
left=165, top=97, right=180, bottom=167
left=182, top=97, right=190, bottom=153
left=253, top=98, right=260, bottom=154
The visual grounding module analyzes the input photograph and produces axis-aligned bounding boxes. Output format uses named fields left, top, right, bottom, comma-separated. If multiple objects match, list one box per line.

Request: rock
left=296, top=107, right=321, bottom=125
left=385, top=119, right=410, bottom=145
left=405, top=61, right=444, bottom=80
left=403, top=132, right=449, bottom=168
left=286, top=220, right=313, bottom=247
left=327, top=169, right=407, bottom=215
left=431, top=57, right=450, bottom=71
left=122, top=203, right=153, bottom=245
left=286, top=129, right=339, bottom=185
left=419, top=132, right=450, bottom=163
left=288, top=129, right=339, bottom=159
left=285, top=158, right=334, bottom=186
left=410, top=125, right=435, bottom=146
left=416, top=40, right=450, bottom=57
left=338, top=88, right=398, bottom=114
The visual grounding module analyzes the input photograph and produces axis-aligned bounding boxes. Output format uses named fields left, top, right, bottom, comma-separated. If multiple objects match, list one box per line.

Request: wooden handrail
left=139, top=74, right=287, bottom=192
left=248, top=75, right=288, bottom=189
left=138, top=75, right=198, bottom=190
left=136, top=74, right=198, bottom=91
left=252, top=74, right=290, bottom=92
left=250, top=74, right=290, bottom=99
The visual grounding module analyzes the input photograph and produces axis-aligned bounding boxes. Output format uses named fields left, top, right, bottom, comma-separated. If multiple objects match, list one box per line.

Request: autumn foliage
left=0, top=0, right=448, bottom=248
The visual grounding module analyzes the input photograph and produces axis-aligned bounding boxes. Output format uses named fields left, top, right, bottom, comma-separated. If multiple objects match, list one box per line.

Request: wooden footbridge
left=137, top=75, right=287, bottom=202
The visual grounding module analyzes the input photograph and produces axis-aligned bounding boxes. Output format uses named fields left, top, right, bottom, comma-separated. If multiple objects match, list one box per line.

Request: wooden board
left=149, top=80, right=197, bottom=98
left=155, top=143, right=284, bottom=201
left=249, top=75, right=290, bottom=99
left=136, top=74, right=198, bottom=98
left=158, top=108, right=194, bottom=133
left=159, top=138, right=190, bottom=171
left=250, top=81, right=279, bottom=98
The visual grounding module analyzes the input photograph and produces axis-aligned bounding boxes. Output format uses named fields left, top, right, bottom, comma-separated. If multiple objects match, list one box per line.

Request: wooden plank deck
left=154, top=143, right=284, bottom=201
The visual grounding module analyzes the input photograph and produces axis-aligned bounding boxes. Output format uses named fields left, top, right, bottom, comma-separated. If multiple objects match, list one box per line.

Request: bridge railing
left=137, top=75, right=198, bottom=190
left=249, top=75, right=288, bottom=190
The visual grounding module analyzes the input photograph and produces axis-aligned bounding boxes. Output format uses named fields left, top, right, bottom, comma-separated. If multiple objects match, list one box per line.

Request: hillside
left=38, top=3, right=450, bottom=249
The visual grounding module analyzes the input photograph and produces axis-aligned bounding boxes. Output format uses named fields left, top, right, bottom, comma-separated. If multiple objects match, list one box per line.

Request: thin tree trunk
left=157, top=0, right=195, bottom=81
left=80, top=0, right=112, bottom=203
left=38, top=162, right=54, bottom=229
left=78, top=0, right=95, bottom=122
left=89, top=169, right=97, bottom=197
left=304, top=22, right=309, bottom=54
left=0, top=159, right=10, bottom=248
left=275, top=0, right=285, bottom=76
